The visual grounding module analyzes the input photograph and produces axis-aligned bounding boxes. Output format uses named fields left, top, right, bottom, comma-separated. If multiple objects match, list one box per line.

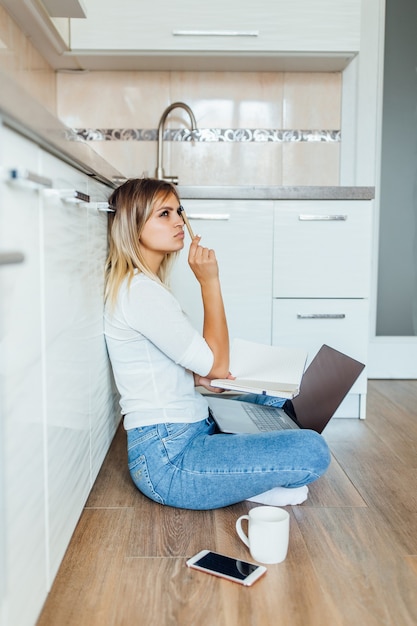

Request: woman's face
left=139, top=192, right=185, bottom=269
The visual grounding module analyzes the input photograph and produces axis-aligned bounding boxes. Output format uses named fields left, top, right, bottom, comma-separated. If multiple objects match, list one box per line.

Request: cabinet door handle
left=297, top=313, right=346, bottom=319
left=96, top=202, right=115, bottom=212
left=8, top=169, right=52, bottom=189
left=188, top=213, right=230, bottom=221
left=298, top=214, right=347, bottom=221
left=0, top=251, right=25, bottom=266
left=60, top=190, right=90, bottom=204
left=172, top=30, right=259, bottom=37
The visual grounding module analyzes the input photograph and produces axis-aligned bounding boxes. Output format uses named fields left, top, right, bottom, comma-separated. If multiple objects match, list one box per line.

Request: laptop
left=206, top=344, right=365, bottom=434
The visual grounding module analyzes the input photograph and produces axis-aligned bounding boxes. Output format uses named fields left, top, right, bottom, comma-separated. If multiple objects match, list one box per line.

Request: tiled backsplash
left=76, top=128, right=340, bottom=143
left=58, top=70, right=341, bottom=186
left=0, top=6, right=56, bottom=115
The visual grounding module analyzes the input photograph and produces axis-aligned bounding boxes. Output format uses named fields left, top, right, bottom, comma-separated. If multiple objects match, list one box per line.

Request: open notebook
left=210, top=338, right=308, bottom=399
left=207, top=344, right=365, bottom=434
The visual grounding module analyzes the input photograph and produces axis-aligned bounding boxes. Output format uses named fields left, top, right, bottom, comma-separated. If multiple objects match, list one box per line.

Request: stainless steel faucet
left=155, top=102, right=197, bottom=184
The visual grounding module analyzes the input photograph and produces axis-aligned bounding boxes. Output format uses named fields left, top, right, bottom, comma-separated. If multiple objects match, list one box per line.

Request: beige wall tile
left=282, top=143, right=340, bottom=186
left=92, top=140, right=283, bottom=186
left=169, top=71, right=284, bottom=128
left=283, top=72, right=341, bottom=129
left=0, top=8, right=19, bottom=75
left=0, top=8, right=11, bottom=49
left=57, top=70, right=284, bottom=131
left=57, top=70, right=171, bottom=128
left=0, top=5, right=56, bottom=114
left=171, top=142, right=283, bottom=186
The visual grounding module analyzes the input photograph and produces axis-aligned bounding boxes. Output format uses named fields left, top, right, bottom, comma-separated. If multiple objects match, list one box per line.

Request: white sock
left=246, top=485, right=309, bottom=506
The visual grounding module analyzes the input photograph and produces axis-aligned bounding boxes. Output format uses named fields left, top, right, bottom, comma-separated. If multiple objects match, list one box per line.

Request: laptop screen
left=284, top=345, right=365, bottom=432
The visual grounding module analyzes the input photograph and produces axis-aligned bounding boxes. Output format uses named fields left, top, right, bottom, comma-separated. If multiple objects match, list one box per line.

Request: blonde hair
left=104, top=178, right=181, bottom=306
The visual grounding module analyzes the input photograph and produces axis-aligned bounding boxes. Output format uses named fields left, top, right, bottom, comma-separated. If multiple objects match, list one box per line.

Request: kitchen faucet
left=155, top=102, right=197, bottom=184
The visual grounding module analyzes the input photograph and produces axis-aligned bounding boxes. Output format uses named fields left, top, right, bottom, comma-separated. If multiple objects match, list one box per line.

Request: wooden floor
left=37, top=380, right=417, bottom=626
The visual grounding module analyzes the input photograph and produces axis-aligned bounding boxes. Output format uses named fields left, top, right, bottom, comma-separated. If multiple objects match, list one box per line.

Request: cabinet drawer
left=272, top=298, right=368, bottom=393
left=70, top=0, right=360, bottom=53
left=273, top=201, right=373, bottom=298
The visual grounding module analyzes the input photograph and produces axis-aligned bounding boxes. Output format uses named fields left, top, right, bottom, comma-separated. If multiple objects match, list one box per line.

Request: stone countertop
left=0, top=71, right=123, bottom=187
left=177, top=186, right=375, bottom=200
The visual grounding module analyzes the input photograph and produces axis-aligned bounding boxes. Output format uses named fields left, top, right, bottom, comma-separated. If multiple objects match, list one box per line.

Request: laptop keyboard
left=242, top=404, right=297, bottom=431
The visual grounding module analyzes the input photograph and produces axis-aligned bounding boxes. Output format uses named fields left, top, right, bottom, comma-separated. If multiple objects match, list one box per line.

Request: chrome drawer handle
left=299, top=214, right=347, bottom=221
left=8, top=169, right=52, bottom=188
left=97, top=203, right=115, bottom=212
left=0, top=251, right=25, bottom=266
left=172, top=30, right=259, bottom=37
left=297, top=313, right=346, bottom=319
left=60, top=190, right=90, bottom=204
left=188, top=213, right=230, bottom=221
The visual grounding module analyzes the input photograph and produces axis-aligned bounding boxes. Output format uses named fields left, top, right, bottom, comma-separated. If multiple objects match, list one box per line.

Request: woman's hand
left=188, top=235, right=219, bottom=285
left=193, top=372, right=235, bottom=394
left=193, top=374, right=224, bottom=393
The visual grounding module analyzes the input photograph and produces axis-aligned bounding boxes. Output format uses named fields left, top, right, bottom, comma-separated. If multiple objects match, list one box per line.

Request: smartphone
left=186, top=549, right=267, bottom=586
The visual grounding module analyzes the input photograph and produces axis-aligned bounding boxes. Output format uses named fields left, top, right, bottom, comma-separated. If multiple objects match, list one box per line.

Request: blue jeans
left=126, top=394, right=331, bottom=510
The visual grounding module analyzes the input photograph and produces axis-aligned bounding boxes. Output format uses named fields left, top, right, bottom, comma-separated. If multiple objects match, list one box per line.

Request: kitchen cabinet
left=272, top=200, right=372, bottom=417
left=0, top=0, right=363, bottom=71
left=0, top=124, right=118, bottom=626
left=66, top=0, right=361, bottom=71
left=40, top=151, right=121, bottom=583
left=71, top=0, right=360, bottom=53
left=0, top=126, right=47, bottom=626
left=170, top=200, right=274, bottom=346
left=41, top=152, right=92, bottom=584
left=173, top=195, right=372, bottom=419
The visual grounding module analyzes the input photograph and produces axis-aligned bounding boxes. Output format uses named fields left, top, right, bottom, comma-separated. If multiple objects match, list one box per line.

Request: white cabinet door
left=70, top=0, right=361, bottom=54
left=0, top=127, right=47, bottom=626
left=0, top=126, right=118, bottom=625
left=40, top=151, right=92, bottom=583
left=272, top=298, right=368, bottom=394
left=273, top=201, right=373, bottom=298
left=272, top=199, right=373, bottom=418
left=170, top=200, right=273, bottom=345
left=86, top=179, right=120, bottom=485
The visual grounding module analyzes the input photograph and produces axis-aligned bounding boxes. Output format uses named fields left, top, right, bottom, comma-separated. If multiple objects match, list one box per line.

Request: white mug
left=235, top=505, right=290, bottom=564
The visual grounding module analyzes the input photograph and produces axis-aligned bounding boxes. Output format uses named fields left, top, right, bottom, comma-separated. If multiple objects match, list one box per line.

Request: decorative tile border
left=72, top=128, right=341, bottom=143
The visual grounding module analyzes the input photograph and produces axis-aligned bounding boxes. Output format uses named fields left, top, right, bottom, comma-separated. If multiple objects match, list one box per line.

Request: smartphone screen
left=186, top=550, right=266, bottom=586
left=196, top=552, right=257, bottom=579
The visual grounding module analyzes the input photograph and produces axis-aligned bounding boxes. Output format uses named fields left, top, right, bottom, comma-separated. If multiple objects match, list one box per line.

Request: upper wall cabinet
left=1, top=0, right=361, bottom=71
left=71, top=0, right=360, bottom=52
left=68, top=0, right=361, bottom=70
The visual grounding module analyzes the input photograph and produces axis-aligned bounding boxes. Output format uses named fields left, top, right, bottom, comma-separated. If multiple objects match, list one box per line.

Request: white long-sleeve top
left=104, top=272, right=214, bottom=429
